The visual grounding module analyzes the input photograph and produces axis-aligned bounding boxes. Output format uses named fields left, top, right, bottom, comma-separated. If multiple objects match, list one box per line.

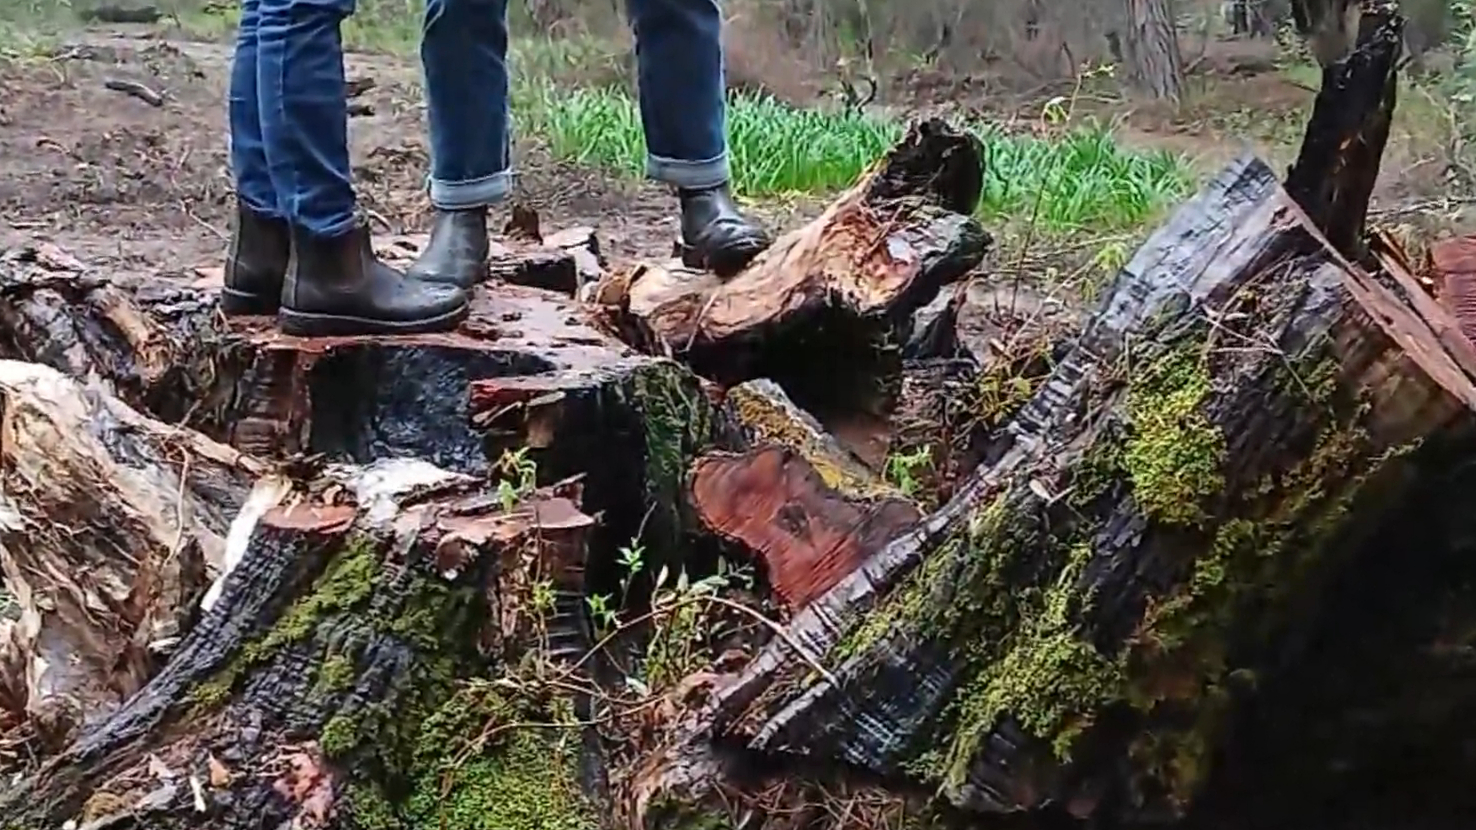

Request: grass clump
left=518, top=84, right=1193, bottom=232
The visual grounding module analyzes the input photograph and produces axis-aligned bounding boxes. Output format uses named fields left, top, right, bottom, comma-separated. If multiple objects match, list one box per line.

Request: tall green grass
left=518, top=84, right=1193, bottom=232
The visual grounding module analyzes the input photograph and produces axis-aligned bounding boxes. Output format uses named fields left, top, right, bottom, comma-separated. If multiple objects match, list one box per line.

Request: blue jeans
left=422, top=0, right=730, bottom=209
left=228, top=0, right=357, bottom=238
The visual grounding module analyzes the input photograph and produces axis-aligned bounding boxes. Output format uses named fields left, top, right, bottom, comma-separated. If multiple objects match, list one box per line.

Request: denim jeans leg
left=627, top=0, right=730, bottom=189
left=255, top=0, right=359, bottom=238
left=228, top=0, right=279, bottom=217
left=421, top=0, right=513, bottom=209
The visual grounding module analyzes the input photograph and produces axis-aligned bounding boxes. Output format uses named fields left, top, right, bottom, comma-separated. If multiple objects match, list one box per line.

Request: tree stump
left=0, top=239, right=729, bottom=592
left=599, top=119, right=993, bottom=388
left=0, top=379, right=604, bottom=827
left=703, top=155, right=1476, bottom=823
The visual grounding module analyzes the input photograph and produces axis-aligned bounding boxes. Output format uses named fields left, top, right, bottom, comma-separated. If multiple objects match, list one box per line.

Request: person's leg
left=627, top=0, right=770, bottom=276
left=406, top=0, right=512, bottom=289
left=222, top=0, right=291, bottom=316
left=256, top=0, right=469, bottom=335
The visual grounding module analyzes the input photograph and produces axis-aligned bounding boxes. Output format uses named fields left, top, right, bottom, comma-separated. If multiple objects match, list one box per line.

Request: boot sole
left=277, top=302, right=471, bottom=337
left=220, top=286, right=281, bottom=316
left=677, top=239, right=769, bottom=279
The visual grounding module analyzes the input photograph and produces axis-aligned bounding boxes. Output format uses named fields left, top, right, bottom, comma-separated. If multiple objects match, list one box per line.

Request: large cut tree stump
left=0, top=360, right=262, bottom=753
left=690, top=155, right=1476, bottom=823
left=0, top=370, right=603, bottom=828
left=0, top=238, right=729, bottom=590
left=599, top=119, right=993, bottom=386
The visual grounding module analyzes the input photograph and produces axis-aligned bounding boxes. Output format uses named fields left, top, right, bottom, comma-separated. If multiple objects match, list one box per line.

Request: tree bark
left=599, top=119, right=992, bottom=388
left=1285, top=2, right=1402, bottom=264
left=693, top=153, right=1476, bottom=824
left=0, top=361, right=262, bottom=755
left=1119, top=0, right=1186, bottom=102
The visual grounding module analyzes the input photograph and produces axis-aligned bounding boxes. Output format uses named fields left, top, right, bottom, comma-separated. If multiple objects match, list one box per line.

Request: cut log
left=1284, top=2, right=1402, bottom=263
left=0, top=380, right=603, bottom=827
left=0, top=360, right=262, bottom=754
left=693, top=380, right=921, bottom=613
left=1430, top=233, right=1476, bottom=346
left=0, top=240, right=727, bottom=588
left=603, top=118, right=993, bottom=387
left=698, top=154, right=1476, bottom=823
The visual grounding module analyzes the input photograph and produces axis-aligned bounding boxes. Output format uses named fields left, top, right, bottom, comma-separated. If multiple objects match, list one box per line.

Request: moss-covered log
left=1184, top=428, right=1476, bottom=830
left=600, top=118, right=993, bottom=386
left=698, top=155, right=1476, bottom=823
left=0, top=419, right=603, bottom=828
left=0, top=360, right=262, bottom=755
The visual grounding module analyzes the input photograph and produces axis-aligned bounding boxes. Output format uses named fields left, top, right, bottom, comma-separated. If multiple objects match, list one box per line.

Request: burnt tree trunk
left=1285, top=2, right=1402, bottom=264
left=0, top=381, right=605, bottom=827
left=1119, top=0, right=1185, bottom=102
left=658, top=154, right=1476, bottom=824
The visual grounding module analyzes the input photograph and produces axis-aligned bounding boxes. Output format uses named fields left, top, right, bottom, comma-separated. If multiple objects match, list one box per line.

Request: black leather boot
left=221, top=202, right=290, bottom=316
left=278, top=219, right=471, bottom=337
left=406, top=208, right=490, bottom=289
left=677, top=183, right=773, bottom=277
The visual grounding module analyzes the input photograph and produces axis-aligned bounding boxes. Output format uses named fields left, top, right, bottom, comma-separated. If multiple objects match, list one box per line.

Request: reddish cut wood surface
left=1432, top=235, right=1476, bottom=348
left=690, top=446, right=921, bottom=611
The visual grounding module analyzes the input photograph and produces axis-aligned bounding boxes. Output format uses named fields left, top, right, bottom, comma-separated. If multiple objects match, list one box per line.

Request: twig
left=103, top=78, right=165, bottom=108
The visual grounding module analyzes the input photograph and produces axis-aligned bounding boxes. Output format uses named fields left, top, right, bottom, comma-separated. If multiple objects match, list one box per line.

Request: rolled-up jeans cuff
left=645, top=152, right=730, bottom=190
left=427, top=169, right=514, bottom=210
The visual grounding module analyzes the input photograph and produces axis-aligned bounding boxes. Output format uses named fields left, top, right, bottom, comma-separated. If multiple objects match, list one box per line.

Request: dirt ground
left=0, top=23, right=1468, bottom=284
left=0, top=28, right=710, bottom=278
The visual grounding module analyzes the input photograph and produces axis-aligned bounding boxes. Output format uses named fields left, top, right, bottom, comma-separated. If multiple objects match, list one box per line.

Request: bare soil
left=0, top=29, right=695, bottom=277
left=0, top=22, right=1467, bottom=285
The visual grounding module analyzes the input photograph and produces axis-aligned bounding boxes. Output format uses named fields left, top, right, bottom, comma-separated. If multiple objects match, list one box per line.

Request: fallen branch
left=103, top=78, right=166, bottom=108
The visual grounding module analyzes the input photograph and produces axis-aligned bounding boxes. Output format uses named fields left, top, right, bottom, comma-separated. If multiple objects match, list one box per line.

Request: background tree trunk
left=1119, top=0, right=1186, bottom=102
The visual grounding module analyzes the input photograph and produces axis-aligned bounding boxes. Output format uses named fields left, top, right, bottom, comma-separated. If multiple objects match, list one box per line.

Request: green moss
left=631, top=363, right=714, bottom=551
left=320, top=712, right=361, bottom=758
left=1121, top=343, right=1225, bottom=526
left=402, top=684, right=598, bottom=830
left=315, top=652, right=357, bottom=694
left=947, top=535, right=1120, bottom=769
left=188, top=536, right=383, bottom=709
left=342, top=782, right=401, bottom=830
